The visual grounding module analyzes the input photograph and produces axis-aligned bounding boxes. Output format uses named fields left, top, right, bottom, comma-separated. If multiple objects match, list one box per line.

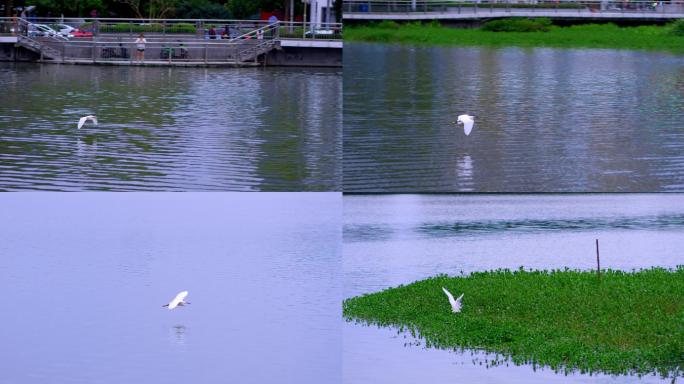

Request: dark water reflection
left=343, top=43, right=684, bottom=192
left=0, top=63, right=341, bottom=191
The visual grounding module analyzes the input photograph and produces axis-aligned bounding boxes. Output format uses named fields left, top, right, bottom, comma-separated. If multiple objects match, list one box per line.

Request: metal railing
left=0, top=17, right=342, bottom=40
left=2, top=18, right=288, bottom=64
left=343, top=0, right=684, bottom=15
left=24, top=38, right=283, bottom=64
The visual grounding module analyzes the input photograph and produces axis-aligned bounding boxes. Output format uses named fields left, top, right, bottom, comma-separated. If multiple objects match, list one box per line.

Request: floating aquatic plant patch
left=343, top=268, right=684, bottom=378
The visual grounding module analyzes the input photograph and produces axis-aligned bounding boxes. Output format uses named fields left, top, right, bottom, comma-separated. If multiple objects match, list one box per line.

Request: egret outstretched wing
left=167, top=290, right=188, bottom=310
left=442, top=287, right=464, bottom=313
left=457, top=114, right=474, bottom=136
left=77, top=115, right=98, bottom=129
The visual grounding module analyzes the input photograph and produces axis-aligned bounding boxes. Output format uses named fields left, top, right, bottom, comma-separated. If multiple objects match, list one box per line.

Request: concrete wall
left=0, top=41, right=342, bottom=67
left=265, top=46, right=342, bottom=67
left=0, top=43, right=39, bottom=61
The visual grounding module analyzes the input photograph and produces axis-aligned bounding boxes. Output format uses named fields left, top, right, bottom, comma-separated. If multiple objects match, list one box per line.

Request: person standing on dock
left=11, top=12, right=18, bottom=36
left=135, top=33, right=146, bottom=62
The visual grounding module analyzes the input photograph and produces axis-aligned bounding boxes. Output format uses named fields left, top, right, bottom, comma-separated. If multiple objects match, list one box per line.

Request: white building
left=302, top=0, right=337, bottom=27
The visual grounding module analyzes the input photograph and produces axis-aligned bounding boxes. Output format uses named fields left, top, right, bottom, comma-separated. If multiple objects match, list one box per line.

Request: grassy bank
left=344, top=21, right=684, bottom=53
left=343, top=268, right=684, bottom=377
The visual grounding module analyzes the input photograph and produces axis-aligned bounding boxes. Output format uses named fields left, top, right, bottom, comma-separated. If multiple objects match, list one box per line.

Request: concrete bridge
left=0, top=17, right=343, bottom=67
left=343, top=0, right=684, bottom=20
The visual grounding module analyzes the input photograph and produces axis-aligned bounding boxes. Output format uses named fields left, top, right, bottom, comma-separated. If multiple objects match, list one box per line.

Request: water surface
left=343, top=194, right=684, bottom=383
left=343, top=43, right=684, bottom=192
left=0, top=63, right=341, bottom=191
left=0, top=193, right=341, bottom=384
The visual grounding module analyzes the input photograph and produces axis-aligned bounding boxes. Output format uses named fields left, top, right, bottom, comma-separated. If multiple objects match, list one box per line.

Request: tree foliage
left=12, top=0, right=307, bottom=18
left=226, top=0, right=258, bottom=19
left=176, top=0, right=231, bottom=19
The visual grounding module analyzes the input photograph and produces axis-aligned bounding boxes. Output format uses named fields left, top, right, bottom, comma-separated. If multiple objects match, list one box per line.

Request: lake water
left=0, top=63, right=341, bottom=191
left=343, top=194, right=684, bottom=383
left=343, top=43, right=684, bottom=192
left=0, top=193, right=341, bottom=384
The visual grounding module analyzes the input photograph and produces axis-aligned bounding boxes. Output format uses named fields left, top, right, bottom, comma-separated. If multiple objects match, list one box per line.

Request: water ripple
left=0, top=64, right=341, bottom=191
left=343, top=44, right=684, bottom=192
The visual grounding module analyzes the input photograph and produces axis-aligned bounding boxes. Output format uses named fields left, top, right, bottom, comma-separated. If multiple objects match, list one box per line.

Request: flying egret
left=163, top=291, right=190, bottom=310
left=454, top=114, right=474, bottom=136
left=77, top=115, right=98, bottom=129
left=442, top=287, right=464, bottom=313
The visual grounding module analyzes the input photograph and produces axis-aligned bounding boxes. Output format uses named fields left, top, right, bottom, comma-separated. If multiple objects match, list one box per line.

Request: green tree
left=31, top=0, right=106, bottom=16
left=176, top=0, right=231, bottom=19
left=226, top=0, right=258, bottom=19
left=4, top=0, right=13, bottom=16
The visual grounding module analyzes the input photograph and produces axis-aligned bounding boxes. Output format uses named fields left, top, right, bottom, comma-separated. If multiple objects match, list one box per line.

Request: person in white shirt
left=134, top=33, right=146, bottom=62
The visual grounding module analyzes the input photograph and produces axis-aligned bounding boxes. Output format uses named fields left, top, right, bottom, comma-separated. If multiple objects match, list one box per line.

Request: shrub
left=482, top=17, right=553, bottom=32
left=376, top=20, right=401, bottom=29
left=670, top=19, right=684, bottom=36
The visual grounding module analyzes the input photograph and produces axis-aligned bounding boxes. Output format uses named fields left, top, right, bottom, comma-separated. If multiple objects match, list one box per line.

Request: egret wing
left=91, top=116, right=98, bottom=125
left=441, top=286, right=454, bottom=301
left=77, top=116, right=87, bottom=129
left=168, top=290, right=188, bottom=310
left=463, top=120, right=474, bottom=136
left=442, top=287, right=456, bottom=307
left=454, top=293, right=464, bottom=312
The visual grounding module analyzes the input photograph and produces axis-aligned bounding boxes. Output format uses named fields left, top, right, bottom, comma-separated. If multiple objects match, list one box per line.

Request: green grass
left=344, top=21, right=684, bottom=53
left=343, top=267, right=684, bottom=378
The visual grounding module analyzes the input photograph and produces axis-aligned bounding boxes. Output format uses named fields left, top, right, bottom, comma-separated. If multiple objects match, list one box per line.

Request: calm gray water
left=0, top=193, right=341, bottom=384
left=343, top=194, right=684, bottom=383
left=343, top=43, right=684, bottom=192
left=0, top=63, right=341, bottom=191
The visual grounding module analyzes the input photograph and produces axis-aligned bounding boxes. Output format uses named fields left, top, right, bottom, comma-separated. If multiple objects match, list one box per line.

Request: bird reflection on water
left=171, top=325, right=186, bottom=345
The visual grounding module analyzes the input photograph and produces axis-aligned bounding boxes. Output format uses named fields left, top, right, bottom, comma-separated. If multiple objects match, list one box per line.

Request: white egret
left=77, top=115, right=98, bottom=129
left=163, top=291, right=190, bottom=310
left=441, top=287, right=464, bottom=313
left=454, top=114, right=474, bottom=136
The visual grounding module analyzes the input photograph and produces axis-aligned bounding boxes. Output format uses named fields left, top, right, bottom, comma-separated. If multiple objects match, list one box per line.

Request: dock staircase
left=16, top=34, right=63, bottom=61
left=228, top=23, right=280, bottom=65
left=14, top=19, right=63, bottom=61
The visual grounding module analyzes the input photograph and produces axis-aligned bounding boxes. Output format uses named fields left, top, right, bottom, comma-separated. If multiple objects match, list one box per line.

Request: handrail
left=343, top=0, right=684, bottom=13
left=0, top=17, right=342, bottom=40
left=343, top=0, right=681, bottom=4
left=0, top=17, right=342, bottom=29
left=230, top=21, right=280, bottom=42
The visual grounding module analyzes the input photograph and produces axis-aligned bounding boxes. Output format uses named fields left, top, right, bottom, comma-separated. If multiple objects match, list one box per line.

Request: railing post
left=204, top=42, right=208, bottom=64
left=92, top=40, right=96, bottom=63
left=61, top=42, right=65, bottom=62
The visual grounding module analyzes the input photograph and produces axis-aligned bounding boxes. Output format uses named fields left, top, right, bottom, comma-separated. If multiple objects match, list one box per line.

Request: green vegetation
left=671, top=19, right=684, bottom=37
left=345, top=20, right=684, bottom=53
left=343, top=268, right=684, bottom=377
left=482, top=17, right=552, bottom=32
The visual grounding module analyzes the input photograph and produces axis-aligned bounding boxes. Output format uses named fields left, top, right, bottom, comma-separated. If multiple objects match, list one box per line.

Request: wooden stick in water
left=596, top=239, right=601, bottom=279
